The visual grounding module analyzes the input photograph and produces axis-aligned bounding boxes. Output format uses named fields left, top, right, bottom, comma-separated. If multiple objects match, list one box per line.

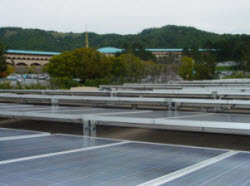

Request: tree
left=194, top=63, right=211, bottom=80
left=46, top=48, right=112, bottom=82
left=4, top=65, right=15, bottom=77
left=178, top=56, right=194, bottom=80
left=179, top=56, right=214, bottom=80
left=116, top=42, right=156, bottom=61
left=112, top=54, right=145, bottom=81
left=0, top=42, right=7, bottom=76
left=73, top=48, right=112, bottom=80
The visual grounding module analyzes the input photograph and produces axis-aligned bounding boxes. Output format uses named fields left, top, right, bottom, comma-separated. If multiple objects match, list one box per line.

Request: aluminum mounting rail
left=2, top=89, right=250, bottom=99
left=2, top=88, right=250, bottom=94
left=99, top=84, right=250, bottom=90
left=0, top=89, right=111, bottom=96
left=1, top=94, right=250, bottom=111
left=0, top=94, right=171, bottom=109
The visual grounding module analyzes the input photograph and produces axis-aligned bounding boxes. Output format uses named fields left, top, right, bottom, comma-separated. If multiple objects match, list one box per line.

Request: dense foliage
left=211, top=35, right=250, bottom=71
left=115, top=42, right=156, bottom=61
left=0, top=42, right=7, bottom=76
left=45, top=48, right=164, bottom=86
left=0, top=82, right=48, bottom=89
left=0, top=25, right=243, bottom=51
left=178, top=56, right=213, bottom=80
left=181, top=35, right=250, bottom=74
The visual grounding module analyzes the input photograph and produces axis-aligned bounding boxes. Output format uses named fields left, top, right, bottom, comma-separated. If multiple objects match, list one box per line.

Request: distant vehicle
left=22, top=74, right=27, bottom=79
left=6, top=73, right=22, bottom=82
left=7, top=73, right=21, bottom=79
left=27, top=74, right=38, bottom=79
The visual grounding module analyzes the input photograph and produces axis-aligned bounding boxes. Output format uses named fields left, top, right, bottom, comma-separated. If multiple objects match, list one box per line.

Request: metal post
left=212, top=91, right=217, bottom=100
left=90, top=120, right=96, bottom=137
left=82, top=119, right=96, bottom=137
left=82, top=119, right=90, bottom=136
left=168, top=100, right=172, bottom=111
left=110, top=90, right=113, bottom=97
left=192, top=60, right=195, bottom=80
left=51, top=98, right=58, bottom=106
left=132, top=104, right=137, bottom=110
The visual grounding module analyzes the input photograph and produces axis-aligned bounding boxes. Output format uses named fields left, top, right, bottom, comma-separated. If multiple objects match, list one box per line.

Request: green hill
left=0, top=25, right=243, bottom=52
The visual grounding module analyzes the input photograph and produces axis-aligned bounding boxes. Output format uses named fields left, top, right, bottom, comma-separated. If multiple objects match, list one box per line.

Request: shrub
left=0, top=82, right=12, bottom=89
left=49, top=77, right=80, bottom=89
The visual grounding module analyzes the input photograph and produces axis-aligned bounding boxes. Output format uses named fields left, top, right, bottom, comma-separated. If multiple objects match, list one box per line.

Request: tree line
left=45, top=47, right=167, bottom=88
left=178, top=35, right=250, bottom=80
left=0, top=25, right=244, bottom=51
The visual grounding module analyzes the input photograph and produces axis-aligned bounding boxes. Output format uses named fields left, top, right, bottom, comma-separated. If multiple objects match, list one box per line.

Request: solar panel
left=100, top=110, right=207, bottom=119
left=0, top=128, right=49, bottom=141
left=0, top=134, right=121, bottom=162
left=0, top=136, right=227, bottom=185
left=171, top=113, right=250, bottom=123
left=0, top=103, right=250, bottom=136
left=0, top=128, right=40, bottom=138
left=163, top=152, right=250, bottom=186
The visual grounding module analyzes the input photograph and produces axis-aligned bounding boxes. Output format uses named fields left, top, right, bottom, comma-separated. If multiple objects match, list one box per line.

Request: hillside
left=0, top=25, right=242, bottom=52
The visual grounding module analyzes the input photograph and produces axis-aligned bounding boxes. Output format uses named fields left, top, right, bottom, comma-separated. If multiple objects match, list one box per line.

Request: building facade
left=5, top=50, right=60, bottom=67
left=97, top=47, right=184, bottom=61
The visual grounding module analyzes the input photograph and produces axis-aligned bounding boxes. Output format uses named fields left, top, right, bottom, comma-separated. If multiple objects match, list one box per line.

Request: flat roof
left=6, top=49, right=61, bottom=56
left=97, top=47, right=124, bottom=54
left=6, top=48, right=216, bottom=55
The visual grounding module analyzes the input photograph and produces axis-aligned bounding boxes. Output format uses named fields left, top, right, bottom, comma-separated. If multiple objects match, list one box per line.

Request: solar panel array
left=0, top=103, right=250, bottom=136
left=0, top=80, right=250, bottom=185
left=0, top=129, right=250, bottom=185
left=0, top=128, right=249, bottom=185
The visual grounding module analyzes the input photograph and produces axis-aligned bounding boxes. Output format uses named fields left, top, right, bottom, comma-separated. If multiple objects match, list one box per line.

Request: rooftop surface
left=6, top=48, right=216, bottom=56
left=6, top=49, right=61, bottom=56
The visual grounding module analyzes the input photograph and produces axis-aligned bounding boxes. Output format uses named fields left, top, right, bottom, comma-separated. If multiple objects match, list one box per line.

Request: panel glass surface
left=163, top=152, right=250, bottom=186
left=0, top=128, right=42, bottom=138
left=173, top=113, right=250, bottom=123
left=0, top=135, right=120, bottom=161
left=1, top=103, right=250, bottom=124
left=0, top=142, right=226, bottom=185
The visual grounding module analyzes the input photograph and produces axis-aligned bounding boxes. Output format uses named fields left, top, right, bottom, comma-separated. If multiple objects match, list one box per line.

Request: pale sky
left=1, top=0, right=250, bottom=35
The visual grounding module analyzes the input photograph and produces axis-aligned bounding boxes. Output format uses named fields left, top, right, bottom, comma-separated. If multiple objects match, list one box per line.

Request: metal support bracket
left=51, top=98, right=58, bottom=106
left=82, top=119, right=96, bottom=137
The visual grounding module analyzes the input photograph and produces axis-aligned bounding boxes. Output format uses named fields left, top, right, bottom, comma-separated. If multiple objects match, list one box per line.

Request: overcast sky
left=1, top=0, right=250, bottom=35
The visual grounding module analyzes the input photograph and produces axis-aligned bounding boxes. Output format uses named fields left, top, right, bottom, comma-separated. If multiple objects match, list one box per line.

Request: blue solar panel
left=0, top=135, right=121, bottom=161
left=0, top=128, right=42, bottom=138
left=0, top=139, right=226, bottom=185
left=163, top=152, right=250, bottom=186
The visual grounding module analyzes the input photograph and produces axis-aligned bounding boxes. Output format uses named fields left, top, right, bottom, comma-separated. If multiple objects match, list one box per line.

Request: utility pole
left=85, top=25, right=89, bottom=48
